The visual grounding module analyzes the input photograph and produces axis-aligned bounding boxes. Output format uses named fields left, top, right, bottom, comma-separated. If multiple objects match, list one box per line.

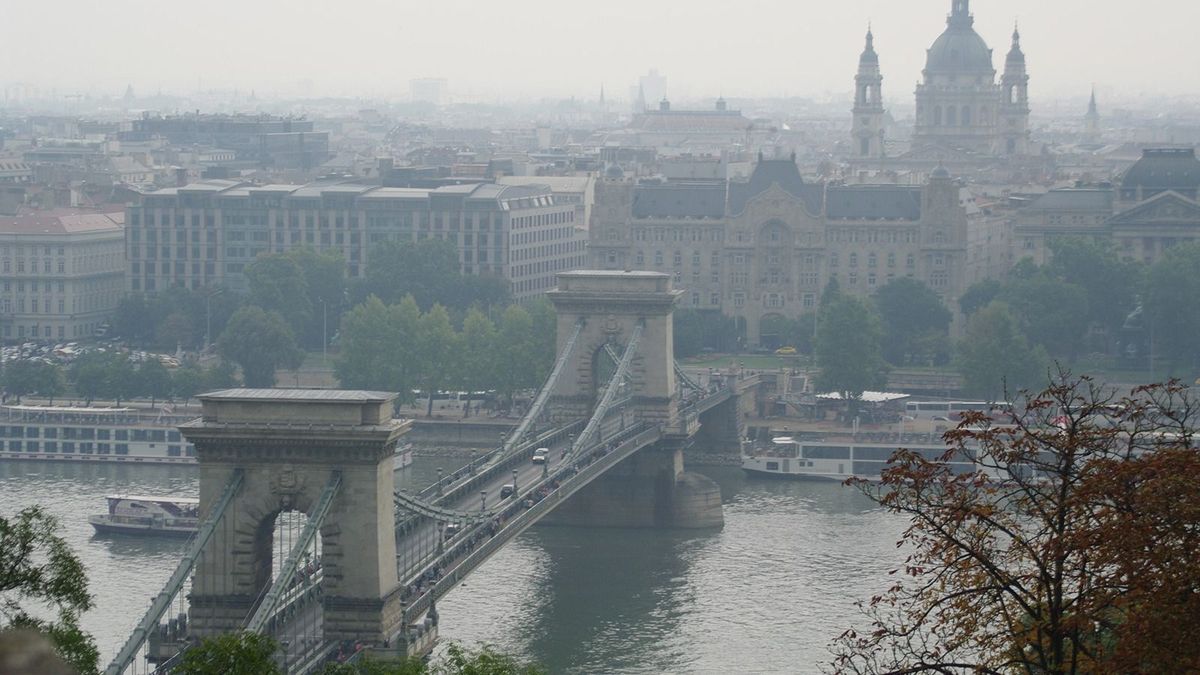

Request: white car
left=531, top=448, right=550, bottom=464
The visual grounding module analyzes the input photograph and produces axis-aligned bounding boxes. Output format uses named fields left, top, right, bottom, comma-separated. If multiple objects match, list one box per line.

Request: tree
left=283, top=247, right=348, bottom=349
left=106, top=354, right=138, bottom=405
left=526, top=297, right=558, bottom=384
left=958, top=278, right=1003, bottom=317
left=957, top=301, right=1048, bottom=399
left=245, top=254, right=313, bottom=339
left=831, top=374, right=1200, bottom=674
left=173, top=633, right=280, bottom=675
left=69, top=353, right=110, bottom=404
left=1046, top=237, right=1139, bottom=341
left=155, top=311, right=195, bottom=352
left=458, top=309, right=497, bottom=416
left=495, top=305, right=540, bottom=405
left=335, top=295, right=421, bottom=403
left=3, top=360, right=63, bottom=403
left=1000, top=275, right=1090, bottom=358
left=873, top=278, right=953, bottom=366
left=0, top=506, right=99, bottom=674
left=1145, top=242, right=1200, bottom=372
left=318, top=642, right=544, bottom=675
left=138, top=359, right=173, bottom=406
left=217, top=307, right=304, bottom=387
left=416, top=304, right=460, bottom=417
left=170, top=366, right=207, bottom=402
left=113, top=294, right=156, bottom=345
left=815, top=295, right=888, bottom=399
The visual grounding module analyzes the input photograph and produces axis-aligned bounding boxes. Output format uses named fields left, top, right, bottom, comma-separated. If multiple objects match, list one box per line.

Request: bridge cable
left=568, top=322, right=643, bottom=458
left=244, top=471, right=342, bottom=634
left=104, top=469, right=245, bottom=675
left=493, top=319, right=584, bottom=463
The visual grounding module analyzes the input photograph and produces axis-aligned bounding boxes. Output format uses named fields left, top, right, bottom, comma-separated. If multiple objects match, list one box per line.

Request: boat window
left=8, top=426, right=21, bottom=437
left=97, top=429, right=110, bottom=440
left=24, top=427, right=37, bottom=438
left=853, top=461, right=886, bottom=476
left=63, top=427, right=77, bottom=439
left=98, top=443, right=110, bottom=454
left=79, top=428, right=95, bottom=440
left=116, top=444, right=129, bottom=455
left=168, top=446, right=181, bottom=457
left=44, top=442, right=57, bottom=452
left=133, top=429, right=148, bottom=441
left=168, top=431, right=181, bottom=442
left=7, top=441, right=19, bottom=451
left=80, top=443, right=93, bottom=454
left=185, top=446, right=196, bottom=457
left=115, top=429, right=129, bottom=441
left=151, top=430, right=166, bottom=443
left=806, top=446, right=851, bottom=460
left=26, top=442, right=37, bottom=452
left=62, top=442, right=74, bottom=453
left=854, top=446, right=900, bottom=462
left=43, top=428, right=56, bottom=439
left=765, top=461, right=779, bottom=471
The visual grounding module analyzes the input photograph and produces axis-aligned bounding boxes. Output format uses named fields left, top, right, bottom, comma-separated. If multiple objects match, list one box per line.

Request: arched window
left=961, top=106, right=972, bottom=126
left=934, top=106, right=943, bottom=126
left=947, top=106, right=958, bottom=126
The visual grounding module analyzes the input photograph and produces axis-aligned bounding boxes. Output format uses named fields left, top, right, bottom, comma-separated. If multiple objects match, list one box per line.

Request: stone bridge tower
left=546, top=270, right=682, bottom=428
left=182, top=389, right=411, bottom=643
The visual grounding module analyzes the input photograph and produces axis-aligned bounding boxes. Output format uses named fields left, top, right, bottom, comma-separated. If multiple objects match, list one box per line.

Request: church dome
left=924, top=1, right=994, bottom=76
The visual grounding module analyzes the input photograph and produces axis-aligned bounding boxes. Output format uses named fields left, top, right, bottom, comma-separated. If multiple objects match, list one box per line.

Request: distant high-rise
left=409, top=78, right=448, bottom=106
left=851, top=27, right=886, bottom=158
left=634, top=69, right=667, bottom=112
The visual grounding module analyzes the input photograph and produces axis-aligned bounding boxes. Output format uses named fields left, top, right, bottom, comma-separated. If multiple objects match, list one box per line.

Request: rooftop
left=0, top=210, right=124, bottom=236
left=200, top=388, right=396, bottom=403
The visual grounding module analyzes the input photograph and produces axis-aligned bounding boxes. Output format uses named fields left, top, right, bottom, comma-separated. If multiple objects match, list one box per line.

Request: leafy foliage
left=0, top=507, right=98, bottom=674
left=319, top=642, right=545, bottom=675
left=831, top=373, right=1200, bottom=674
left=1145, top=241, right=1200, bottom=372
left=957, top=302, right=1049, bottom=399
left=356, top=239, right=510, bottom=313
left=173, top=633, right=281, bottom=675
left=815, top=294, right=888, bottom=398
left=217, top=306, right=304, bottom=387
left=873, top=278, right=953, bottom=367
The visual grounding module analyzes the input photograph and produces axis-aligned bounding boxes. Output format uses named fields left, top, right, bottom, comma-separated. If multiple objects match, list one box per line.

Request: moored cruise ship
left=0, top=404, right=198, bottom=464
left=742, top=434, right=979, bottom=481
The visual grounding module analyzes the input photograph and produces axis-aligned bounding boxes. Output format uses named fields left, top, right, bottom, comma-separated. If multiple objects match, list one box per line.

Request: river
left=0, top=455, right=906, bottom=674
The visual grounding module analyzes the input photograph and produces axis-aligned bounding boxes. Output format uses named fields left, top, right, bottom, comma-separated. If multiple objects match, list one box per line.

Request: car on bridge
left=500, top=484, right=516, bottom=500
left=531, top=448, right=550, bottom=464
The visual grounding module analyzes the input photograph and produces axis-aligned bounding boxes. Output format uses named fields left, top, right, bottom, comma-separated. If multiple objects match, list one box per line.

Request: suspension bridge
left=104, top=270, right=759, bottom=674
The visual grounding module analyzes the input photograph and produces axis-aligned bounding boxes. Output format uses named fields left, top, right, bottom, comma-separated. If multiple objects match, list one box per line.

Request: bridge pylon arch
left=181, top=389, right=411, bottom=643
left=546, top=271, right=682, bottom=427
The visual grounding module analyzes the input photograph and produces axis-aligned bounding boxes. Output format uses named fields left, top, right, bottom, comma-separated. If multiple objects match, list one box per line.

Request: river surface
left=0, top=455, right=907, bottom=674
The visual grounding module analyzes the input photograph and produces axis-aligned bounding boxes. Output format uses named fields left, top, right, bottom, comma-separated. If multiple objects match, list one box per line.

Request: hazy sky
left=3, top=0, right=1198, bottom=102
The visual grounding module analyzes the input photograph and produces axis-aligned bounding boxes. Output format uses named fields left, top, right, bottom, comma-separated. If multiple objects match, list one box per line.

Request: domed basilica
left=852, top=0, right=1031, bottom=160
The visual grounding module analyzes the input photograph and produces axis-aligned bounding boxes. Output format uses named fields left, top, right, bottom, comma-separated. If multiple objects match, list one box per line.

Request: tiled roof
left=0, top=210, right=124, bottom=235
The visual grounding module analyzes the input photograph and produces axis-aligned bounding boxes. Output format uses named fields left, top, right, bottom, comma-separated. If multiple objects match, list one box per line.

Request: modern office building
left=0, top=209, right=125, bottom=340
left=589, top=158, right=968, bottom=344
left=125, top=180, right=586, bottom=301
left=129, top=114, right=329, bottom=170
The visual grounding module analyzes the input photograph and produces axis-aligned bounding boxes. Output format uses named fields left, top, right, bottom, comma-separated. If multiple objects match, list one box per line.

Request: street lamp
left=480, top=490, right=487, bottom=512
left=436, top=467, right=443, bottom=495
left=511, top=469, right=519, bottom=496
left=203, top=288, right=223, bottom=352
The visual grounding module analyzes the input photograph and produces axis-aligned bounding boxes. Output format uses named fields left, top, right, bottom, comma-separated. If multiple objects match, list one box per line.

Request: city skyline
left=3, top=0, right=1199, bottom=102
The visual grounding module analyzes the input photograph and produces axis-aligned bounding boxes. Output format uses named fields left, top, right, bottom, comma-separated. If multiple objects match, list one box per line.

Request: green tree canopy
left=495, top=305, right=541, bottom=402
left=458, top=308, right=498, bottom=397
left=815, top=295, right=888, bottom=398
left=358, top=239, right=510, bottom=312
left=138, top=359, right=173, bottom=406
left=0, top=506, right=99, bottom=674
left=245, top=254, right=313, bottom=339
left=1046, top=237, right=1140, bottom=337
left=217, top=307, right=303, bottom=387
left=3, top=360, right=63, bottom=403
left=335, top=295, right=421, bottom=403
left=958, top=278, right=1004, bottom=317
left=873, top=278, right=953, bottom=366
left=956, top=301, right=1049, bottom=398
left=1000, top=275, right=1090, bottom=358
left=416, top=304, right=460, bottom=417
left=173, top=633, right=280, bottom=675
left=1145, top=241, right=1200, bottom=373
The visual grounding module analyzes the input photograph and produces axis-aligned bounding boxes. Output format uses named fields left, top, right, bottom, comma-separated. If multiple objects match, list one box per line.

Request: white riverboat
left=0, top=404, right=198, bottom=464
left=89, top=495, right=199, bottom=537
left=742, top=435, right=978, bottom=482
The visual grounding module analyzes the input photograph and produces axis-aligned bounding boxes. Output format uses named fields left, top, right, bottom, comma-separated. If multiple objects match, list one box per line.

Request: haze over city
left=4, top=0, right=1199, bottom=100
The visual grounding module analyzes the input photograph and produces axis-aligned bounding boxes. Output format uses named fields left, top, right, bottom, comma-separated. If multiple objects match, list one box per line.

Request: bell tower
left=851, top=27, right=886, bottom=159
left=998, top=24, right=1031, bottom=156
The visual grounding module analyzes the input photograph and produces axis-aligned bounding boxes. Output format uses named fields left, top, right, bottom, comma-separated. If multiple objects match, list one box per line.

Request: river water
left=0, top=455, right=907, bottom=674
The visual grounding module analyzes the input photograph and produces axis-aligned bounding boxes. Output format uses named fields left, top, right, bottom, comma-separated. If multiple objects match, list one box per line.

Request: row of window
left=0, top=426, right=182, bottom=442
left=1, top=441, right=194, bottom=457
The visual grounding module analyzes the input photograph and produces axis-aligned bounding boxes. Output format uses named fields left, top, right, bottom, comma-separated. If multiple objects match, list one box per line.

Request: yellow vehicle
left=774, top=346, right=798, bottom=356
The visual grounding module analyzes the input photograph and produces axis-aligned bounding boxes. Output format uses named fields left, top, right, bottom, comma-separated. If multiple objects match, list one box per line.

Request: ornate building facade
left=589, top=159, right=968, bottom=345
left=854, top=0, right=1032, bottom=159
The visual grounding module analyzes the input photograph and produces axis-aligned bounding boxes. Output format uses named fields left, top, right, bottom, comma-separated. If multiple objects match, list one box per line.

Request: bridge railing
left=398, top=423, right=661, bottom=625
